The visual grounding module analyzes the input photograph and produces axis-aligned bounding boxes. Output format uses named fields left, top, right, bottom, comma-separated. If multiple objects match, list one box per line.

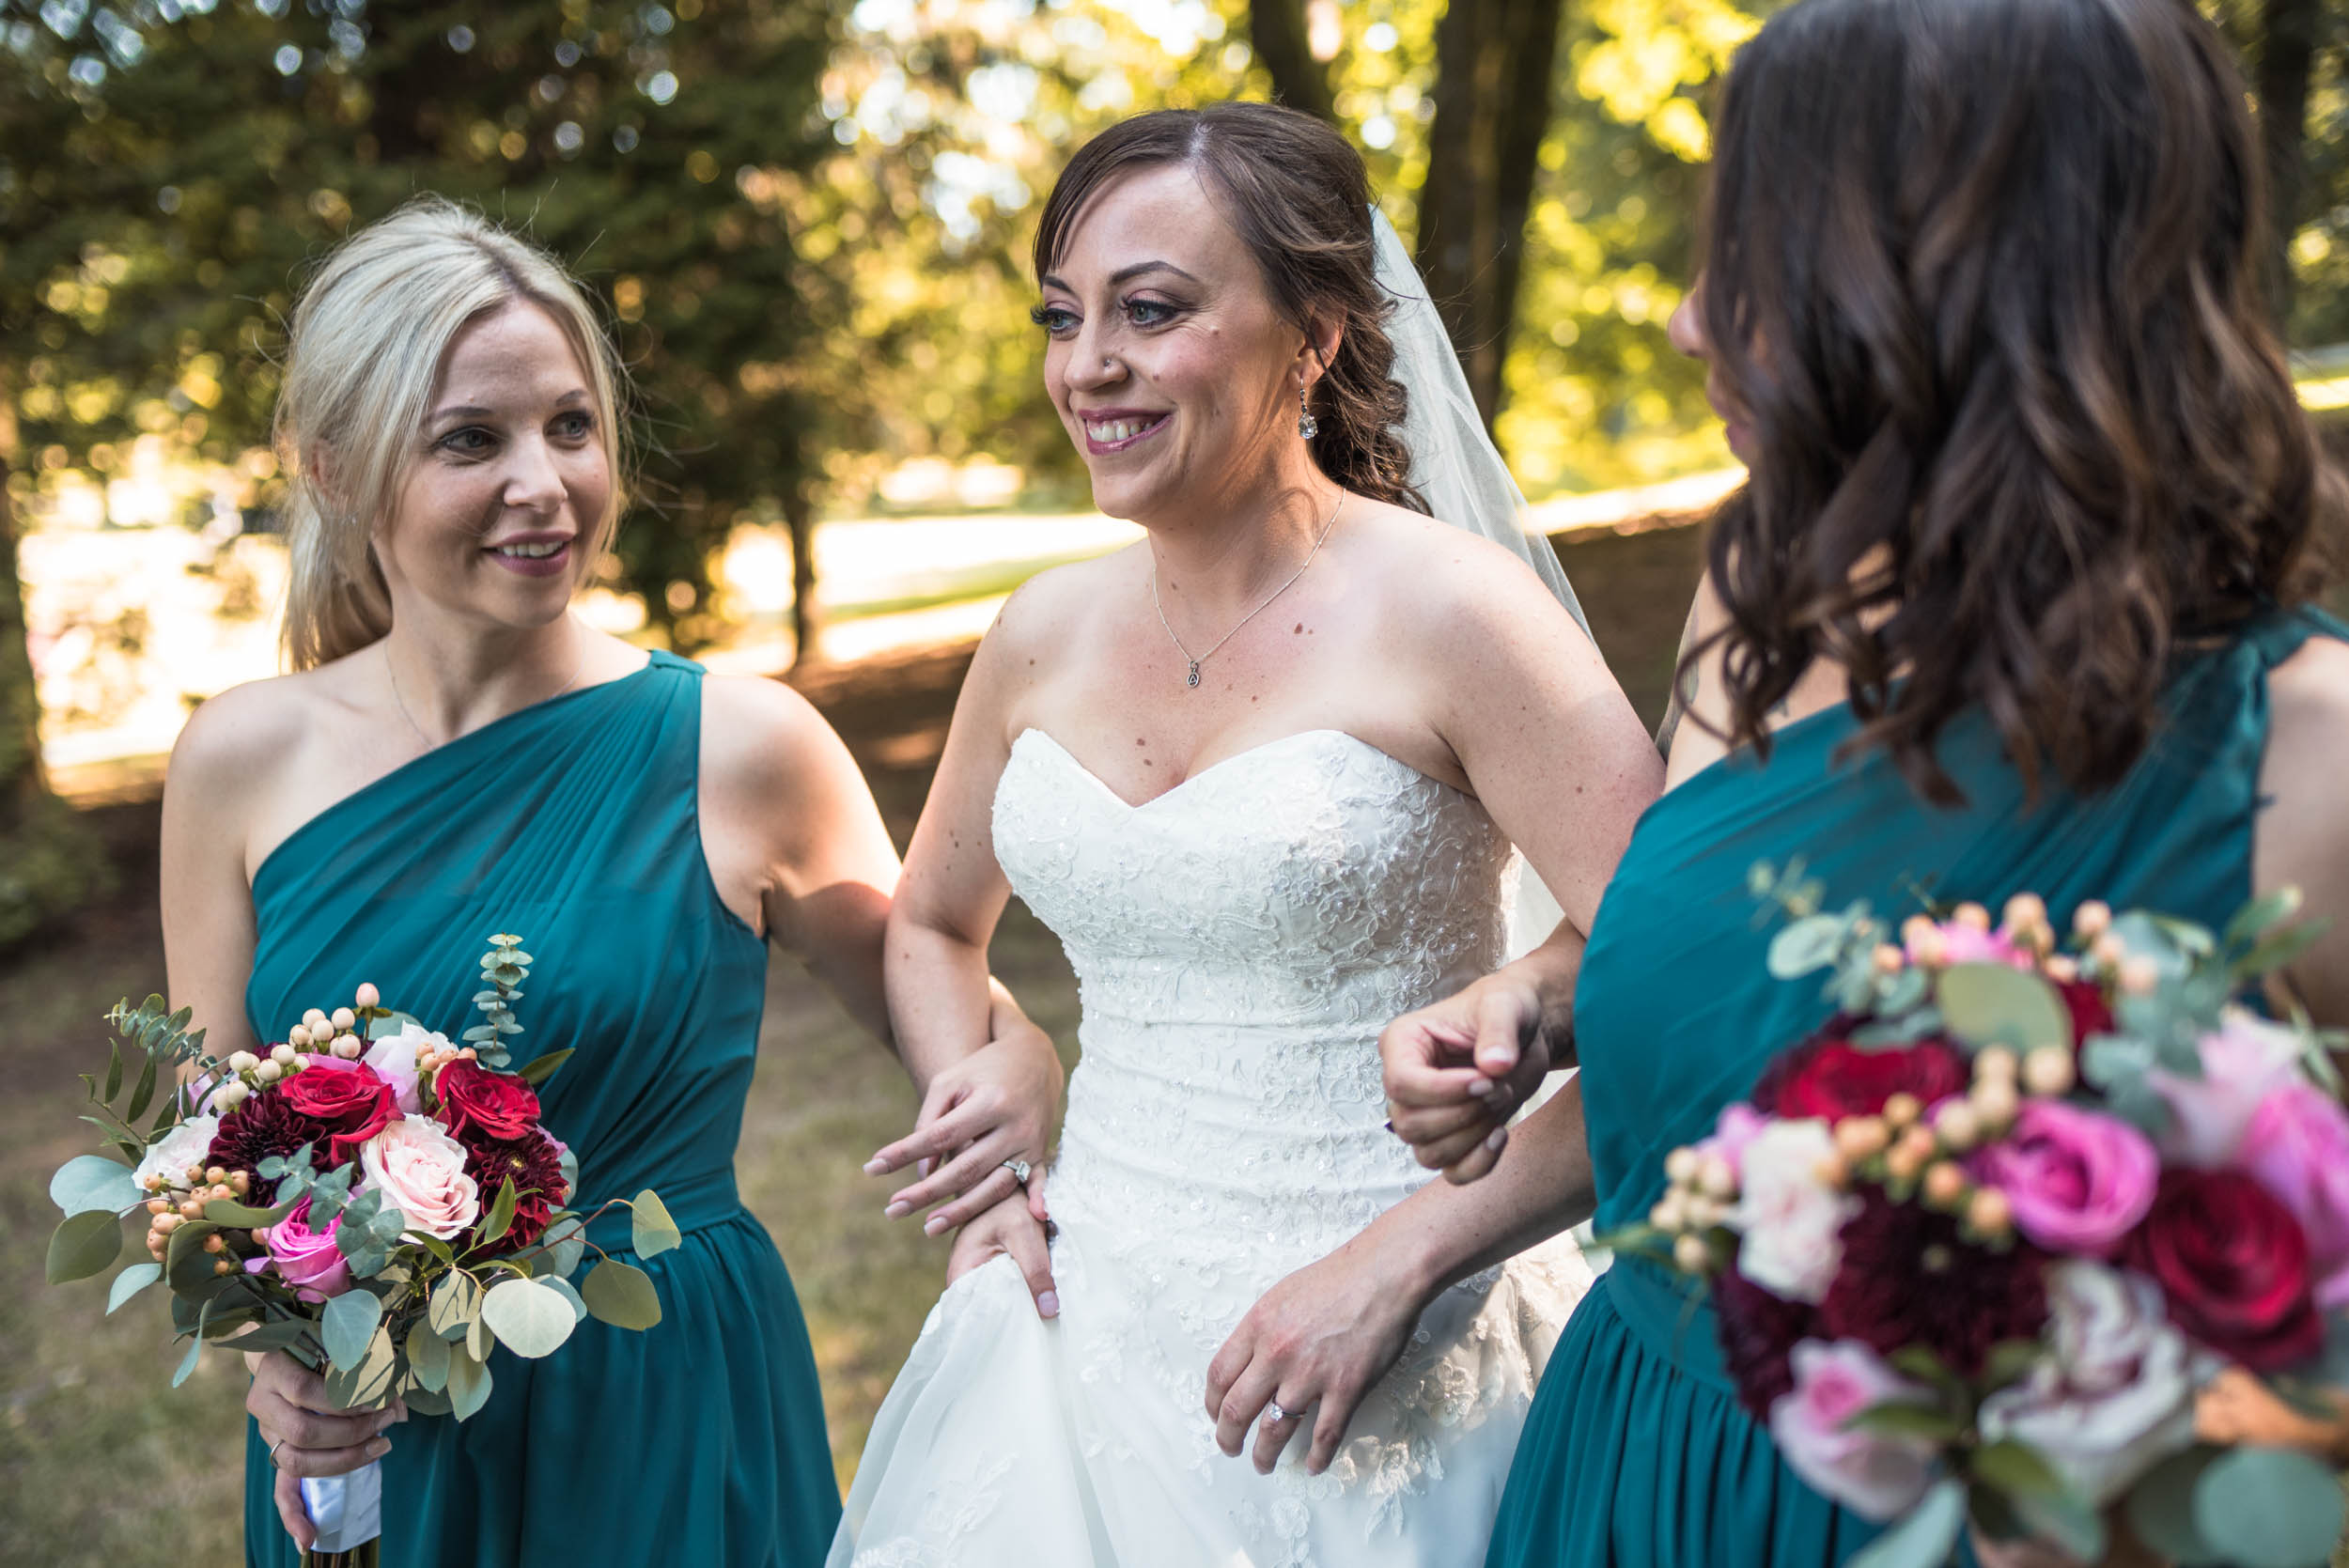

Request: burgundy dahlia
left=1818, top=1188, right=2049, bottom=1377
left=2057, top=979, right=2116, bottom=1051
left=207, top=1094, right=337, bottom=1204
left=1714, top=1261, right=1819, bottom=1419
left=461, top=1130, right=569, bottom=1253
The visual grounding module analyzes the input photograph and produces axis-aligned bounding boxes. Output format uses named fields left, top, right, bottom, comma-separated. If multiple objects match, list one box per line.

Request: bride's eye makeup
left=1031, top=303, right=1081, bottom=338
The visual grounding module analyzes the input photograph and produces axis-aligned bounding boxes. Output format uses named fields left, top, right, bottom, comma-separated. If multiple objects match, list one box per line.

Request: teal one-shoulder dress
left=239, top=651, right=840, bottom=1567
left=1485, top=608, right=2345, bottom=1567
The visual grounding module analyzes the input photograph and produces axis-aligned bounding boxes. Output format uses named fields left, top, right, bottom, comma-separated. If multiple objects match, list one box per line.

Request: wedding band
left=269, top=1438, right=289, bottom=1469
left=1002, top=1158, right=1033, bottom=1187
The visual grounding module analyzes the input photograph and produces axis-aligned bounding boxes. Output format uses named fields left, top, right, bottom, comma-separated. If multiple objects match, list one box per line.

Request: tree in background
left=3, top=0, right=835, bottom=657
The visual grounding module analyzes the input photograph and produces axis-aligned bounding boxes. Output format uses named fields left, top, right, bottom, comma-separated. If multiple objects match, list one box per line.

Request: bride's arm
left=864, top=585, right=1066, bottom=1310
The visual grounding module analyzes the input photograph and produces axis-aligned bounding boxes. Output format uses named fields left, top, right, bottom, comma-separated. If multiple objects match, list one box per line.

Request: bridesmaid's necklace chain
left=385, top=618, right=588, bottom=753
left=1150, top=491, right=1344, bottom=691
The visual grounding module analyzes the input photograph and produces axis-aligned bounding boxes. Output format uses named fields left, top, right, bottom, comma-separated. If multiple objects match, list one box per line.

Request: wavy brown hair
left=1691, top=0, right=2344, bottom=802
left=1032, top=102, right=1424, bottom=511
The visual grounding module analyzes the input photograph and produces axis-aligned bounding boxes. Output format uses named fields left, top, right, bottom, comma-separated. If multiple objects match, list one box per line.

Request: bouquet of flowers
left=1630, top=866, right=2349, bottom=1568
left=44, top=934, right=676, bottom=1568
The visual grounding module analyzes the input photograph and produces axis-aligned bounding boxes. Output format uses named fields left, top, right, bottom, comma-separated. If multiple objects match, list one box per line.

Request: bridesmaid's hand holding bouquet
left=43, top=934, right=677, bottom=1566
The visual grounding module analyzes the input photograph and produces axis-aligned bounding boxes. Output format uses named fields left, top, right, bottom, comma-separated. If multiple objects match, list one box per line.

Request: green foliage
left=1, top=0, right=836, bottom=648
left=1845, top=1476, right=1965, bottom=1568
left=2187, top=1446, right=2348, bottom=1568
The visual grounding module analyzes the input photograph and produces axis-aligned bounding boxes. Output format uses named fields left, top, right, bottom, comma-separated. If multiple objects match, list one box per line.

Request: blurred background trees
left=5, top=0, right=2348, bottom=950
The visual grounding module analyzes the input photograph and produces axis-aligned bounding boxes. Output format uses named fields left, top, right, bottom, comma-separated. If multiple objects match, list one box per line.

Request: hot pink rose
left=1695, top=1103, right=1769, bottom=1177
left=2146, top=1010, right=2302, bottom=1168
left=2241, top=1082, right=2349, bottom=1310
left=1968, top=1100, right=2159, bottom=1256
left=259, top=1195, right=352, bottom=1303
left=1768, top=1339, right=1942, bottom=1520
left=1906, top=922, right=2032, bottom=970
left=358, top=1118, right=480, bottom=1240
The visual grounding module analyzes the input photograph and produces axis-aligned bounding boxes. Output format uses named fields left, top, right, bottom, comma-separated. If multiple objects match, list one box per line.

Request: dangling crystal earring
left=1297, top=387, right=1319, bottom=441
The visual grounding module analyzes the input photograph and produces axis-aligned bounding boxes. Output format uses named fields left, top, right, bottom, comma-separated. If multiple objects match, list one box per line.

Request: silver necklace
left=385, top=617, right=588, bottom=752
left=1150, top=492, right=1344, bottom=690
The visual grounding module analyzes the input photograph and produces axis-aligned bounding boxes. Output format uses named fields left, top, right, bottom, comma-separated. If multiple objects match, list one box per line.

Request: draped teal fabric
left=1486, top=609, right=2346, bottom=1567
left=237, top=650, right=839, bottom=1568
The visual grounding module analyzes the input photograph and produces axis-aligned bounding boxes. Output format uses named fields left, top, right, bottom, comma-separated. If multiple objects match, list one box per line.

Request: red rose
left=461, top=1130, right=569, bottom=1253
left=2121, top=1169, right=2324, bottom=1372
left=2058, top=980, right=2115, bottom=1049
left=277, top=1060, right=399, bottom=1164
left=1752, top=1029, right=1969, bottom=1123
left=434, top=1058, right=544, bottom=1145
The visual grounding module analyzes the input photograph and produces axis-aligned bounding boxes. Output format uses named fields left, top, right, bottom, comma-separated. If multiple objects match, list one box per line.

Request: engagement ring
left=1265, top=1403, right=1290, bottom=1424
left=1002, top=1158, right=1032, bottom=1187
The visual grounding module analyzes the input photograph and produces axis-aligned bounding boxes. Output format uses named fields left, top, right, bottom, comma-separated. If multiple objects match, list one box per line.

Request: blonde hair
left=274, top=196, right=627, bottom=670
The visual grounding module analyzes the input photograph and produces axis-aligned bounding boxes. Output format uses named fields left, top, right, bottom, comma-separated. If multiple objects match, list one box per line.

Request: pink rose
left=259, top=1195, right=352, bottom=1303
left=2146, top=1009, right=2302, bottom=1167
left=1768, top=1339, right=1942, bottom=1519
left=360, top=1023, right=443, bottom=1115
left=1968, top=1100, right=2158, bottom=1256
left=1733, top=1120, right=1861, bottom=1305
left=2241, top=1082, right=2349, bottom=1310
left=1695, top=1103, right=1769, bottom=1176
left=1907, top=922, right=2032, bottom=970
left=357, top=1118, right=481, bottom=1240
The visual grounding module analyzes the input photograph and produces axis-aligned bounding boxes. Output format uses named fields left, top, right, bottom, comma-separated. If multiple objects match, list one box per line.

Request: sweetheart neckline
left=1011, top=725, right=1462, bottom=813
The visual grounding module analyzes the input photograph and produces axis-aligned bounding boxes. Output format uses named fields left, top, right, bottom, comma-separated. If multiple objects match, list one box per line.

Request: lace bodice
left=994, top=727, right=1519, bottom=1316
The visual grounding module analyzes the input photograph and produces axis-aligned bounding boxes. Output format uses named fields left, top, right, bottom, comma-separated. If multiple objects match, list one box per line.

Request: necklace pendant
left=1186, top=660, right=1202, bottom=689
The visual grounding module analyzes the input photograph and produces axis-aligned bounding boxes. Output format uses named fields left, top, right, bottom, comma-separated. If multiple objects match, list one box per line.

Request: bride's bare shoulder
left=1343, top=498, right=1579, bottom=641
left=976, top=543, right=1146, bottom=666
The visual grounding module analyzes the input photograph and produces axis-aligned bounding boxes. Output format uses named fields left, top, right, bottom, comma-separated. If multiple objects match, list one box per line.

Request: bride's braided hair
left=1033, top=102, right=1424, bottom=513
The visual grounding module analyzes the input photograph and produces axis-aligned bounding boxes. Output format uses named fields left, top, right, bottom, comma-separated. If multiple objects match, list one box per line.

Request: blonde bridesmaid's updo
left=273, top=197, right=627, bottom=670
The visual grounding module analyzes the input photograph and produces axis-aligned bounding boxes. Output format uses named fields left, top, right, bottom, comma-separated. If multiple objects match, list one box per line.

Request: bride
left=834, top=102, right=1663, bottom=1566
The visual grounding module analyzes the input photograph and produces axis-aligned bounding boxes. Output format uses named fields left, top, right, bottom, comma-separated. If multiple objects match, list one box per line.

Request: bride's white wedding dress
left=831, top=726, right=1590, bottom=1568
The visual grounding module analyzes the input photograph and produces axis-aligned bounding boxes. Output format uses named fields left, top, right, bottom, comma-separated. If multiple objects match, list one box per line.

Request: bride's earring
left=1297, top=386, right=1318, bottom=441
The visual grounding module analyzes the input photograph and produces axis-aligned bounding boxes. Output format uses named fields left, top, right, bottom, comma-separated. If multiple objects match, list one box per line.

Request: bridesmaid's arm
left=2254, top=633, right=2349, bottom=1034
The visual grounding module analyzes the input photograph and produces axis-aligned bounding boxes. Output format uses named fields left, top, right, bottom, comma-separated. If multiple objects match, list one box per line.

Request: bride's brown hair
left=1693, top=0, right=2343, bottom=801
left=1032, top=102, right=1423, bottom=512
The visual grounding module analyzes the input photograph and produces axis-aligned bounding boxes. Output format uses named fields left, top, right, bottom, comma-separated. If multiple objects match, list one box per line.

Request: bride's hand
left=945, top=1188, right=1061, bottom=1319
left=867, top=1001, right=1064, bottom=1233
left=1204, top=1235, right=1423, bottom=1477
left=1380, top=969, right=1556, bottom=1185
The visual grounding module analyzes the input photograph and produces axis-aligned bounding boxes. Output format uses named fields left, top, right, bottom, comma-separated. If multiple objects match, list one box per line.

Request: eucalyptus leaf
left=50, top=1154, right=141, bottom=1218
left=1768, top=915, right=1847, bottom=980
left=536, top=1220, right=585, bottom=1281
left=1937, top=964, right=2071, bottom=1053
left=323, top=1325, right=397, bottom=1411
left=2012, top=1488, right=2105, bottom=1561
left=321, top=1290, right=384, bottom=1372
left=1970, top=1438, right=2064, bottom=1500
left=480, top=1178, right=518, bottom=1246
left=1845, top=1477, right=1966, bottom=1568
left=446, top=1344, right=492, bottom=1421
left=481, top=1278, right=579, bottom=1358
left=365, top=1010, right=421, bottom=1040
left=217, top=1319, right=312, bottom=1356
left=406, top=1319, right=451, bottom=1394
left=47, top=1208, right=125, bottom=1284
left=541, top=1275, right=588, bottom=1324
left=429, top=1270, right=482, bottom=1341
left=2123, top=1446, right=2227, bottom=1567
left=126, top=1051, right=160, bottom=1123
left=2104, top=1077, right=2172, bottom=1138
left=579, top=1259, right=662, bottom=1330
left=515, top=1048, right=575, bottom=1087
left=466, top=1309, right=493, bottom=1363
left=630, top=1190, right=681, bottom=1259
left=402, top=1384, right=455, bottom=1417
left=2189, top=1446, right=2346, bottom=1568
left=203, top=1196, right=298, bottom=1229
left=171, top=1318, right=206, bottom=1389
left=106, top=1261, right=162, bottom=1314
left=2077, top=1033, right=2154, bottom=1091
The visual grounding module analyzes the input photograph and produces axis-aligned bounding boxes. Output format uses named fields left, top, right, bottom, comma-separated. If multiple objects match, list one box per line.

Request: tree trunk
left=2255, top=0, right=2322, bottom=326
left=1248, top=0, right=1337, bottom=123
left=1414, top=0, right=1568, bottom=428
left=785, top=489, right=821, bottom=669
left=0, top=447, right=102, bottom=952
